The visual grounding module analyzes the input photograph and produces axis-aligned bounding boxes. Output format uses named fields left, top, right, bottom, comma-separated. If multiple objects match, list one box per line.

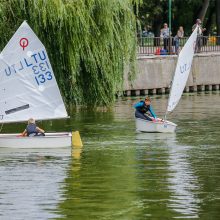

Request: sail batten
left=0, top=21, right=67, bottom=123
left=167, top=26, right=198, bottom=113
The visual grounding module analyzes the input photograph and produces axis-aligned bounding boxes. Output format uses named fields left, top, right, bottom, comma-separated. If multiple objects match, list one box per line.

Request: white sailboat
left=136, top=26, right=198, bottom=133
left=0, top=21, right=72, bottom=148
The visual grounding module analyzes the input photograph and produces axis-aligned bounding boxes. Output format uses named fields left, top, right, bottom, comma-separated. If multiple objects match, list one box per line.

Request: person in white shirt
left=160, top=23, right=171, bottom=52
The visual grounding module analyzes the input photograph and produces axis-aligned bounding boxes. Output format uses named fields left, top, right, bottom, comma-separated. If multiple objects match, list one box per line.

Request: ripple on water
left=1, top=93, right=220, bottom=219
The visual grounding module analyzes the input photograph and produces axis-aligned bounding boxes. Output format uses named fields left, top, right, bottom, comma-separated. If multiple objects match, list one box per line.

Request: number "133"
left=32, top=61, right=53, bottom=85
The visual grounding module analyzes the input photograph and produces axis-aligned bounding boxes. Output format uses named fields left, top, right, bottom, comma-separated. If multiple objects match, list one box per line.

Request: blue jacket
left=134, top=101, right=157, bottom=118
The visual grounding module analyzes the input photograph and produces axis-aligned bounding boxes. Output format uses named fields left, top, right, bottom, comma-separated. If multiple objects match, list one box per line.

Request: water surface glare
left=0, top=92, right=220, bottom=219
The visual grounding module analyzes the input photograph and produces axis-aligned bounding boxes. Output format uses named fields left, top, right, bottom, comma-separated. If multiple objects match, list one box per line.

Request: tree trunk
left=216, top=0, right=220, bottom=44
left=202, top=4, right=215, bottom=46
left=153, top=17, right=162, bottom=46
left=198, top=0, right=210, bottom=22
left=205, top=4, right=215, bottom=36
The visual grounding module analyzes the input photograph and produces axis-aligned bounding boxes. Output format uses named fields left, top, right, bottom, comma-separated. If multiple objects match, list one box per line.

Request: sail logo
left=19, top=38, right=29, bottom=50
left=180, top=62, right=191, bottom=74
left=172, top=101, right=177, bottom=107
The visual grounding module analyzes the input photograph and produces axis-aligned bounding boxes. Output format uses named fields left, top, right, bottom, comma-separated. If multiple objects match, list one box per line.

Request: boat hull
left=0, top=132, right=72, bottom=148
left=135, top=118, right=177, bottom=133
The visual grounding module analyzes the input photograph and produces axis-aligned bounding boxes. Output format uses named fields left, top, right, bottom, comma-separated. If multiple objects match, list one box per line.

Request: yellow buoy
left=72, top=131, right=83, bottom=147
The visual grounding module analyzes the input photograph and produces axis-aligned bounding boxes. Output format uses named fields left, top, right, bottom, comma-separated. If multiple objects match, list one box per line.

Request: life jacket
left=26, top=123, right=38, bottom=136
left=136, top=101, right=150, bottom=113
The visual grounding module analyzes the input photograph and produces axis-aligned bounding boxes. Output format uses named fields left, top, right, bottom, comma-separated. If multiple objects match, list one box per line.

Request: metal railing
left=138, top=36, right=220, bottom=55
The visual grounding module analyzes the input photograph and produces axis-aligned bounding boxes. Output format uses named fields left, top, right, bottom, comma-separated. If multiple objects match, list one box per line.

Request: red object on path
left=155, top=48, right=161, bottom=55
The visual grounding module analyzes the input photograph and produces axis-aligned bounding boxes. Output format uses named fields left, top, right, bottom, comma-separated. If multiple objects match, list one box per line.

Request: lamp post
left=169, top=0, right=172, bottom=54
left=169, top=0, right=171, bottom=33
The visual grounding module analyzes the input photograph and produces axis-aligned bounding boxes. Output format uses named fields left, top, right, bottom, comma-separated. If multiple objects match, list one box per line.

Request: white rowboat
left=0, top=132, right=72, bottom=148
left=135, top=118, right=177, bottom=133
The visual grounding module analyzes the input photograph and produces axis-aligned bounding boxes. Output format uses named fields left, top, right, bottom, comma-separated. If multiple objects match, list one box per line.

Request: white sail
left=0, top=21, right=68, bottom=123
left=167, top=26, right=198, bottom=113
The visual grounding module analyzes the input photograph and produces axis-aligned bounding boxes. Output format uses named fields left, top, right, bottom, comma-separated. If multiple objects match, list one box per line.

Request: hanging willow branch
left=0, top=0, right=141, bottom=106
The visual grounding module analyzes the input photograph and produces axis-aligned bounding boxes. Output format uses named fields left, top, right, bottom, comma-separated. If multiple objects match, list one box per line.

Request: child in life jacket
left=22, top=118, right=45, bottom=137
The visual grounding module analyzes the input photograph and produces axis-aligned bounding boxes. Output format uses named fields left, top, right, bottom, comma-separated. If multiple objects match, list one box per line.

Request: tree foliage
left=0, top=0, right=141, bottom=106
left=138, top=0, right=217, bottom=36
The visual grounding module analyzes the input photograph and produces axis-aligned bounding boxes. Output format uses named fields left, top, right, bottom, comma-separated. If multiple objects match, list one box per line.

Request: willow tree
left=0, top=0, right=140, bottom=106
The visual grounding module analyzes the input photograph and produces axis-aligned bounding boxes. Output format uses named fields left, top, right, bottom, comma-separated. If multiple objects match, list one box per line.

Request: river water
left=0, top=92, right=220, bottom=220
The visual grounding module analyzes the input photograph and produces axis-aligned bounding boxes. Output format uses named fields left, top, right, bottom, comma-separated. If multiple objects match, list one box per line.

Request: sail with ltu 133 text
left=0, top=21, right=68, bottom=123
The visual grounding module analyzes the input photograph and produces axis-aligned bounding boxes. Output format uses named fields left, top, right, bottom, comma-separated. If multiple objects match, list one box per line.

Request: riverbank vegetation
left=0, top=0, right=218, bottom=107
left=0, top=0, right=140, bottom=106
left=139, top=0, right=219, bottom=37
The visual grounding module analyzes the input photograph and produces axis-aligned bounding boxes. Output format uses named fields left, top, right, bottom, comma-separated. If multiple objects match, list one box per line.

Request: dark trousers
left=195, top=36, right=202, bottom=53
left=135, top=110, right=152, bottom=121
left=174, top=39, right=179, bottom=54
left=163, top=38, right=169, bottom=51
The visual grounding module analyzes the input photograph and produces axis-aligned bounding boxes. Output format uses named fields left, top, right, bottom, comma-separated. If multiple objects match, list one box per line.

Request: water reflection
left=0, top=149, right=70, bottom=219
left=57, top=144, right=140, bottom=219
left=136, top=132, right=176, bottom=142
left=167, top=145, right=200, bottom=218
left=135, top=132, right=200, bottom=218
left=0, top=92, right=220, bottom=219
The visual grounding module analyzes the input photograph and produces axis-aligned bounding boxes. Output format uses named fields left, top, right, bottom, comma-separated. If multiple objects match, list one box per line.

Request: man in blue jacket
left=134, top=97, right=157, bottom=121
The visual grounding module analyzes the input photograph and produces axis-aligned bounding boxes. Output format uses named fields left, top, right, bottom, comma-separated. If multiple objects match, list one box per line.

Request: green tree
left=138, top=0, right=167, bottom=37
left=138, top=0, right=212, bottom=36
left=198, top=0, right=210, bottom=22
left=0, top=0, right=141, bottom=106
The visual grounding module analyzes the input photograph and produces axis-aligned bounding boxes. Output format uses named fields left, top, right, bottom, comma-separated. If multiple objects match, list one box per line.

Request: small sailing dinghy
left=136, top=117, right=177, bottom=133
left=0, top=21, right=72, bottom=148
left=136, top=26, right=199, bottom=133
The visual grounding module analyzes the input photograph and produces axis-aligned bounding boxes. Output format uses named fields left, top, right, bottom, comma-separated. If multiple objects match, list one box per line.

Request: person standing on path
left=160, top=23, right=171, bottom=52
left=174, top=26, right=184, bottom=55
left=192, top=19, right=206, bottom=53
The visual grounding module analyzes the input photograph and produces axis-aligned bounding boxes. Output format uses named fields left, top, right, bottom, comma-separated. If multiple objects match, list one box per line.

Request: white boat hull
left=135, top=118, right=177, bottom=133
left=0, top=132, right=72, bottom=148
